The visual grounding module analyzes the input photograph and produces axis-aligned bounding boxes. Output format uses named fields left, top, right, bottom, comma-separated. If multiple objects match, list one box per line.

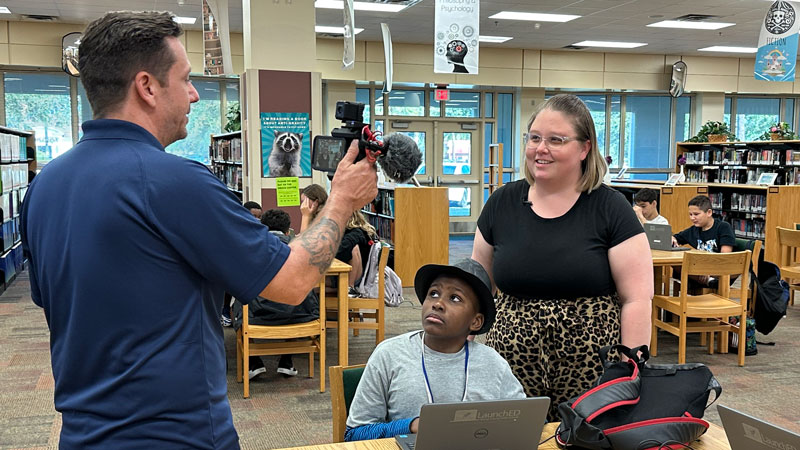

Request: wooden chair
left=329, top=364, right=366, bottom=443
left=733, top=239, right=761, bottom=317
left=235, top=293, right=326, bottom=398
left=652, top=250, right=751, bottom=366
left=778, top=227, right=800, bottom=307
left=328, top=245, right=390, bottom=346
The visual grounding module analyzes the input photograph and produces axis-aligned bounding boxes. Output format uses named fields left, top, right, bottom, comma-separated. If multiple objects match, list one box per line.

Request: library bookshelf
left=209, top=131, right=243, bottom=198
left=362, top=185, right=448, bottom=286
left=0, top=126, right=34, bottom=294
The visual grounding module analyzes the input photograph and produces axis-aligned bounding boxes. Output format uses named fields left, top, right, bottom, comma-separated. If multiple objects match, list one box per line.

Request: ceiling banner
left=434, top=0, right=479, bottom=74
left=342, top=0, right=355, bottom=70
left=755, top=1, right=800, bottom=82
left=203, top=0, right=233, bottom=75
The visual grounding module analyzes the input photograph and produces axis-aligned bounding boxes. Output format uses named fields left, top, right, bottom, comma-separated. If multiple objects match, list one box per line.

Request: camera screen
left=311, top=136, right=346, bottom=173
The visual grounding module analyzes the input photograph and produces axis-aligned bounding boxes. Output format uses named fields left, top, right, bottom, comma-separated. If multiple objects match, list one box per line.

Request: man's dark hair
left=79, top=11, right=183, bottom=118
left=688, top=195, right=712, bottom=212
left=634, top=188, right=658, bottom=204
left=243, top=201, right=261, bottom=210
left=261, top=209, right=291, bottom=234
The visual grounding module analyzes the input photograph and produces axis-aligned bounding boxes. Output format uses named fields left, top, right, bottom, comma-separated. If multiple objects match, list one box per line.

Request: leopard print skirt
left=485, top=292, right=621, bottom=422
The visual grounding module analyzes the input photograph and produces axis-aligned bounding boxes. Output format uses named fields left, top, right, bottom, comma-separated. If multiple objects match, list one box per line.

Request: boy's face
left=421, top=275, right=484, bottom=339
left=635, top=200, right=657, bottom=219
left=249, top=208, right=263, bottom=219
left=688, top=205, right=713, bottom=228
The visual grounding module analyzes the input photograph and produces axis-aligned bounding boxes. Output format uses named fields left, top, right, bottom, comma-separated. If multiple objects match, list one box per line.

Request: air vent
left=562, top=44, right=586, bottom=50
left=23, top=14, right=58, bottom=21
left=672, top=14, right=720, bottom=22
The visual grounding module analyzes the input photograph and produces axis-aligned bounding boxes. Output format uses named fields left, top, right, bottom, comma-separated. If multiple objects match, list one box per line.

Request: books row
left=787, top=167, right=800, bottom=185
left=1, top=164, right=27, bottom=193
left=0, top=217, right=19, bottom=254
left=0, top=188, right=23, bottom=223
left=211, top=165, right=242, bottom=192
left=0, top=241, right=23, bottom=287
left=730, top=192, right=766, bottom=213
left=0, top=134, right=27, bottom=163
left=683, top=148, right=783, bottom=166
left=713, top=210, right=766, bottom=240
left=210, top=136, right=243, bottom=163
left=684, top=167, right=781, bottom=185
left=363, top=190, right=395, bottom=217
left=364, top=215, right=393, bottom=241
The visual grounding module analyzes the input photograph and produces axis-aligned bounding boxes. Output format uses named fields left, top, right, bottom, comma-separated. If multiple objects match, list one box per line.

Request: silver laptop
left=395, top=397, right=550, bottom=450
left=643, top=223, right=690, bottom=251
left=718, top=405, right=800, bottom=450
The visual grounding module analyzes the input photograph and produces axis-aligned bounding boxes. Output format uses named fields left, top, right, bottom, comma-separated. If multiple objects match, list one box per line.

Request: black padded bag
left=556, top=345, right=721, bottom=450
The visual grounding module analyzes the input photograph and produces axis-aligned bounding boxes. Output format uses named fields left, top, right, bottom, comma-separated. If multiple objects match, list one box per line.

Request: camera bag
left=555, top=345, right=721, bottom=450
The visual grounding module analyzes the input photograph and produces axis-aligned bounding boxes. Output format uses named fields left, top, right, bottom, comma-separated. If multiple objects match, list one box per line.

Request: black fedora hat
left=414, top=258, right=495, bottom=335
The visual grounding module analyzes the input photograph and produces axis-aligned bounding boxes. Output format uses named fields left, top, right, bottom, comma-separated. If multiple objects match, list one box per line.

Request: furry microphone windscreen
left=379, top=133, right=423, bottom=183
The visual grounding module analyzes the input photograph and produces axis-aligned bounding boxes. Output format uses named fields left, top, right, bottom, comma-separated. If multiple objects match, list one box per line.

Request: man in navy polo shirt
left=20, top=11, right=377, bottom=450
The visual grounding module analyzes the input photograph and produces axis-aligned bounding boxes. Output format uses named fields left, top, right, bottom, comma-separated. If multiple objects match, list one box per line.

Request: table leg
left=338, top=272, right=349, bottom=366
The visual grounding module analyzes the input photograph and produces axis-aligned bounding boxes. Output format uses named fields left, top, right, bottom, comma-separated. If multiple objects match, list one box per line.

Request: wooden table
left=651, top=249, right=696, bottom=295
left=320, top=259, right=352, bottom=366
left=274, top=422, right=731, bottom=449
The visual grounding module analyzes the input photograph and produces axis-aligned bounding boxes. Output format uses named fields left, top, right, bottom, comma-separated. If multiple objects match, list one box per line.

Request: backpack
left=753, top=259, right=790, bottom=335
left=357, top=241, right=404, bottom=307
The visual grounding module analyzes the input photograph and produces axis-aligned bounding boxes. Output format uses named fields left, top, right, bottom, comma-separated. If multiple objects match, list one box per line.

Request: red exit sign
left=435, top=89, right=450, bottom=101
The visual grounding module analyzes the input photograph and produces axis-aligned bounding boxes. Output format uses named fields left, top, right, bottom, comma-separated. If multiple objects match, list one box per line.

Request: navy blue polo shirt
left=20, top=119, right=289, bottom=449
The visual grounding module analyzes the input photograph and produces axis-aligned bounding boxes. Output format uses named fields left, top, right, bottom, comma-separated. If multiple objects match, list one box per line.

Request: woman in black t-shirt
left=471, top=94, right=653, bottom=421
left=336, top=211, right=378, bottom=288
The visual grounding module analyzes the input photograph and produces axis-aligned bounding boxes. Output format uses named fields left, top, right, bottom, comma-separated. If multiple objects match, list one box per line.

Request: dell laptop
left=718, top=405, right=800, bottom=450
left=395, top=397, right=550, bottom=450
left=643, top=223, right=691, bottom=251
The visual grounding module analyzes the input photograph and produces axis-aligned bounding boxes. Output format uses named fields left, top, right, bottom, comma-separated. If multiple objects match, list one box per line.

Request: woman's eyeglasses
left=525, top=133, right=583, bottom=149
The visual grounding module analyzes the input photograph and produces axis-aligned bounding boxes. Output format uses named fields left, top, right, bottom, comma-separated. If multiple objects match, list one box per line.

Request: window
left=5, top=73, right=73, bottom=164
left=497, top=93, right=513, bottom=168
left=225, top=81, right=239, bottom=124
left=374, top=90, right=384, bottom=116
left=675, top=96, right=692, bottom=143
left=483, top=122, right=494, bottom=167
left=578, top=95, right=606, bottom=157
left=165, top=80, right=221, bottom=164
left=444, top=91, right=480, bottom=117
left=429, top=91, right=441, bottom=117
left=609, top=95, right=621, bottom=168
left=735, top=97, right=780, bottom=141
left=484, top=93, right=493, bottom=118
left=724, top=96, right=732, bottom=129
left=784, top=98, right=795, bottom=128
left=624, top=96, right=672, bottom=169
left=387, top=90, right=424, bottom=116
left=77, top=81, right=93, bottom=138
left=356, top=88, right=370, bottom=124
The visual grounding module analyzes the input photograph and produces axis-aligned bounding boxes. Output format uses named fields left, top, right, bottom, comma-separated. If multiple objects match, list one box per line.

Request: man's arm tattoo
left=296, top=217, right=342, bottom=274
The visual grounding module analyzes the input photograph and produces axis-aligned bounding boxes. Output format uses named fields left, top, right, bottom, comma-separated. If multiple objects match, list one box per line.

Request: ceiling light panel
left=479, top=35, right=513, bottom=43
left=0, top=7, right=10, bottom=14
left=314, top=0, right=408, bottom=13
left=574, top=40, right=647, bottom=48
left=173, top=16, right=197, bottom=24
left=489, top=11, right=580, bottom=23
left=647, top=20, right=735, bottom=30
left=698, top=46, right=757, bottom=53
left=315, top=26, right=364, bottom=35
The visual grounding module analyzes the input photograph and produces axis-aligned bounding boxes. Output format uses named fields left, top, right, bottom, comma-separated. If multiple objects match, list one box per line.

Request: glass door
left=437, top=122, right=481, bottom=221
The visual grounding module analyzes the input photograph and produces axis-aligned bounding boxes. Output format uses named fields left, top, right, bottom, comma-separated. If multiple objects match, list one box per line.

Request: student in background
left=20, top=11, right=378, bottom=449
left=243, top=201, right=263, bottom=220
left=235, top=209, right=319, bottom=379
left=337, top=211, right=379, bottom=291
left=344, top=259, right=524, bottom=442
left=671, top=195, right=735, bottom=287
left=300, top=184, right=328, bottom=233
left=633, top=188, right=669, bottom=225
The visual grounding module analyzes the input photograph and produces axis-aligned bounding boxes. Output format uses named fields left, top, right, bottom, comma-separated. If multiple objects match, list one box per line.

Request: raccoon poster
left=261, top=112, right=311, bottom=177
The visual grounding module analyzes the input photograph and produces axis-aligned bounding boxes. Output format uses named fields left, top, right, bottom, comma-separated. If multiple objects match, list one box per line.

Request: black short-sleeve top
left=477, top=180, right=644, bottom=300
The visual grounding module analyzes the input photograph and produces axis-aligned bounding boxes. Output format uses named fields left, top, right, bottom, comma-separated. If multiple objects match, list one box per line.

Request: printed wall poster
left=261, top=112, right=311, bottom=178
left=434, top=0, right=479, bottom=74
left=755, top=1, right=800, bottom=82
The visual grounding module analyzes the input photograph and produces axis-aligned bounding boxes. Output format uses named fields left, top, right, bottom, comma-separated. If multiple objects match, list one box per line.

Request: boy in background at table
left=671, top=194, right=735, bottom=287
left=344, top=259, right=525, bottom=442
left=633, top=188, right=669, bottom=225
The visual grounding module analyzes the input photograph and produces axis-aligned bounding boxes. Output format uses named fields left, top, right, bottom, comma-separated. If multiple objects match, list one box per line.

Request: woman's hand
left=301, top=197, right=319, bottom=217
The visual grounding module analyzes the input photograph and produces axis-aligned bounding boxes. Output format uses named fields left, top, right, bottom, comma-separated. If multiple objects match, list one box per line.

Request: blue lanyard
left=420, top=332, right=469, bottom=403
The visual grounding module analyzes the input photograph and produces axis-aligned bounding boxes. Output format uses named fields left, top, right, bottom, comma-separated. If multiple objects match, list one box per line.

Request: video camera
left=312, top=101, right=383, bottom=173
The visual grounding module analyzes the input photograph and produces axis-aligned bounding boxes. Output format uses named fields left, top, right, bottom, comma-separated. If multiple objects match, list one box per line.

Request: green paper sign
left=276, top=177, right=300, bottom=207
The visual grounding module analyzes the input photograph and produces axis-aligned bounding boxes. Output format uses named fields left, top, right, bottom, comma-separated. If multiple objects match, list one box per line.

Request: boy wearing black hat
left=344, top=259, right=525, bottom=442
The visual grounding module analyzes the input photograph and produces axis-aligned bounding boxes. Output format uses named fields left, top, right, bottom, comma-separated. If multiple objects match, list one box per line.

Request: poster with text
left=434, top=0, right=479, bottom=74
left=755, top=1, right=800, bottom=81
left=261, top=112, right=311, bottom=178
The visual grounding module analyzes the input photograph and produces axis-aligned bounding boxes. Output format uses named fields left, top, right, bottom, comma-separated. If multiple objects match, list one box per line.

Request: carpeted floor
left=2, top=237, right=800, bottom=449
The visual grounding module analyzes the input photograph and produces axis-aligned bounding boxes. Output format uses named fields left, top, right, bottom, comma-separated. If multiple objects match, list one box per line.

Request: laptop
left=718, top=405, right=800, bottom=450
left=394, top=397, right=550, bottom=450
left=643, top=223, right=690, bottom=251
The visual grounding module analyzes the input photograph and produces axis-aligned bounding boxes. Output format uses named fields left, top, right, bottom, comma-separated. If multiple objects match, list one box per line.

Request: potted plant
left=758, top=121, right=796, bottom=141
left=224, top=101, right=240, bottom=133
left=686, top=121, right=736, bottom=143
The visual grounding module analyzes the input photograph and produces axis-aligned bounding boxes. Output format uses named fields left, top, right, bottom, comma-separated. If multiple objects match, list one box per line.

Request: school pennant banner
left=434, top=0, right=479, bottom=74
left=755, top=1, right=800, bottom=82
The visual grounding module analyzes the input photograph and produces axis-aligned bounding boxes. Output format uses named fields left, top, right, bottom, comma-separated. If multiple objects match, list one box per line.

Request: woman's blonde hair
left=523, top=94, right=607, bottom=193
left=302, top=184, right=328, bottom=221
left=347, top=211, right=377, bottom=239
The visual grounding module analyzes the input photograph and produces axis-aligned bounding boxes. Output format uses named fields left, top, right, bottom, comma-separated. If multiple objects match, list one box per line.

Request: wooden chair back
left=777, top=227, right=800, bottom=268
left=348, top=245, right=391, bottom=345
left=733, top=239, right=761, bottom=315
left=235, top=290, right=326, bottom=398
left=329, top=364, right=366, bottom=443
